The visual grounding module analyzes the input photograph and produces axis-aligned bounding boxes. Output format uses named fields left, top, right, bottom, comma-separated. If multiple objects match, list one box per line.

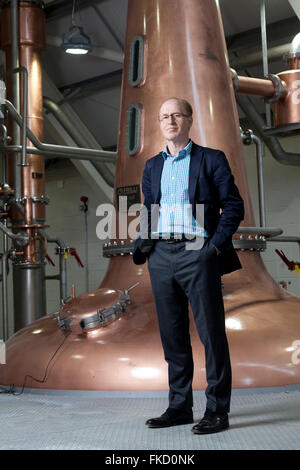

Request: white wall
left=242, top=134, right=300, bottom=297
left=45, top=161, right=110, bottom=315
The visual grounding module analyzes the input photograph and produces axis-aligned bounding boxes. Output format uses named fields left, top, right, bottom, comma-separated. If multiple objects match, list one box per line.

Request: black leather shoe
left=191, top=413, right=229, bottom=434
left=146, top=408, right=194, bottom=428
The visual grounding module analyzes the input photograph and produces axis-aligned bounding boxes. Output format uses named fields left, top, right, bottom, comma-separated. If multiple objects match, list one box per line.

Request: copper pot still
left=0, top=0, right=300, bottom=391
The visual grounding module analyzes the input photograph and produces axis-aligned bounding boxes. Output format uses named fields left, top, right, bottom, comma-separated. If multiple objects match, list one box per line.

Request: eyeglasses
left=158, top=112, right=190, bottom=122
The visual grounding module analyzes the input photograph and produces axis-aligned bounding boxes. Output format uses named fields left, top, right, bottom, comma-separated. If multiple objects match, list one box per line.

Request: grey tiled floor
left=0, top=386, right=299, bottom=450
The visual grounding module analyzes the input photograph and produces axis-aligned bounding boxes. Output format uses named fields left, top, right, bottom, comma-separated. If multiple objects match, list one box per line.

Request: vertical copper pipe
left=0, top=0, right=19, bottom=193
left=0, top=1, right=47, bottom=332
left=19, top=2, right=45, bottom=225
left=0, top=1, right=46, bottom=228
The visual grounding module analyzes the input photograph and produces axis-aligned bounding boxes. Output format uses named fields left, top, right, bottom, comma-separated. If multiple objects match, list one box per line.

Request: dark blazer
left=132, top=142, right=245, bottom=275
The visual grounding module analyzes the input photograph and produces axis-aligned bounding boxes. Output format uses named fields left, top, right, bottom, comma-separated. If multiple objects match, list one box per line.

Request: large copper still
left=0, top=0, right=47, bottom=332
left=0, top=0, right=300, bottom=391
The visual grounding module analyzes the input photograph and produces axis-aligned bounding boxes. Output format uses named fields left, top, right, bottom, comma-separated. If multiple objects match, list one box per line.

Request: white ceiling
left=41, top=0, right=300, bottom=150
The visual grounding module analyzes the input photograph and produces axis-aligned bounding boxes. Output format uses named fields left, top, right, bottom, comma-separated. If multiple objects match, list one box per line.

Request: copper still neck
left=0, top=1, right=46, bottom=228
left=0, top=1, right=47, bottom=330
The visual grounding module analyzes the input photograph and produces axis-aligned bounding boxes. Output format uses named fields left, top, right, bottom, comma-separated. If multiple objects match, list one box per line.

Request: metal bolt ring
left=264, top=73, right=283, bottom=104
left=230, top=68, right=239, bottom=91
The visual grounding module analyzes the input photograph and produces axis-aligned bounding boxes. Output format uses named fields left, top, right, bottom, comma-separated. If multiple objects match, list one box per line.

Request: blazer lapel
left=152, top=152, right=164, bottom=203
left=188, top=143, right=203, bottom=206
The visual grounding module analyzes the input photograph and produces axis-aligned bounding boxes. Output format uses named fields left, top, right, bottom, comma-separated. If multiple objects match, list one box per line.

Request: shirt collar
left=162, top=139, right=193, bottom=160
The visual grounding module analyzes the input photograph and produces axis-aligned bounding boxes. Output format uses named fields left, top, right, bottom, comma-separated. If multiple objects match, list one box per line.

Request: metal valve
left=55, top=246, right=84, bottom=267
left=275, top=248, right=300, bottom=273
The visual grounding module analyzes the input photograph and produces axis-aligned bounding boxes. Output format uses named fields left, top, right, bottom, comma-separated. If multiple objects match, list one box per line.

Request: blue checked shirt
left=151, top=140, right=210, bottom=239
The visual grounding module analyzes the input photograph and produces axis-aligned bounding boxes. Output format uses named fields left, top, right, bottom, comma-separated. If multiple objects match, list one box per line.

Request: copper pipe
left=1, top=0, right=300, bottom=391
left=0, top=2, right=47, bottom=331
left=231, top=69, right=289, bottom=100
left=1, top=2, right=46, bottom=264
left=0, top=1, right=46, bottom=225
left=19, top=2, right=45, bottom=224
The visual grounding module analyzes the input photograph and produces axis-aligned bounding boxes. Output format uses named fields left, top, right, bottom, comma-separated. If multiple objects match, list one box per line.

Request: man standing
left=133, top=98, right=244, bottom=434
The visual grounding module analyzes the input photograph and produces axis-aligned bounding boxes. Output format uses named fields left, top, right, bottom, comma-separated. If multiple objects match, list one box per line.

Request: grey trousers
left=147, top=237, right=232, bottom=414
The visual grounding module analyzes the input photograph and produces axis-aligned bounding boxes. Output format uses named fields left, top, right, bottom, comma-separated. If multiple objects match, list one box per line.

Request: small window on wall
left=128, top=36, right=145, bottom=87
left=126, top=103, right=142, bottom=156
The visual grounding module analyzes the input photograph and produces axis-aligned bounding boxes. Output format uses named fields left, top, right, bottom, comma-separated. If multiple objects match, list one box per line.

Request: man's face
left=158, top=99, right=193, bottom=143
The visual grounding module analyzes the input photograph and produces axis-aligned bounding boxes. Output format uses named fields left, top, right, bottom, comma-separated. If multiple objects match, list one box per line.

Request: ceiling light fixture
left=62, top=25, right=93, bottom=55
left=61, top=0, right=93, bottom=55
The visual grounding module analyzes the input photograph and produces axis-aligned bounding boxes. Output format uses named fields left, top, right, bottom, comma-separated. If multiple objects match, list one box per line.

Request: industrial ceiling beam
left=58, top=69, right=123, bottom=102
left=226, top=16, right=299, bottom=52
left=288, top=0, right=300, bottom=21
left=44, top=0, right=108, bottom=22
left=45, top=9, right=299, bottom=102
left=91, top=4, right=124, bottom=52
left=230, top=43, right=290, bottom=70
